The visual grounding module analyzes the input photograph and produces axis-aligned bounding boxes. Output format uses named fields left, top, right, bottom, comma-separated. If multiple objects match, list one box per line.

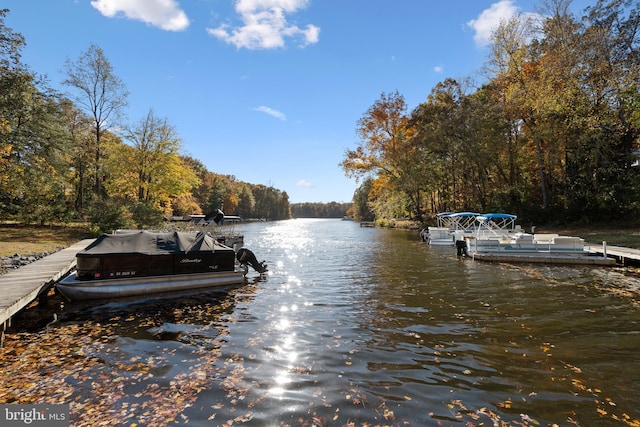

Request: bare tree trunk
left=534, top=135, right=548, bottom=209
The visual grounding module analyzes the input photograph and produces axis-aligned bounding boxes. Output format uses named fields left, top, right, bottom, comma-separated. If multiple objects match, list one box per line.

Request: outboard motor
left=205, top=209, right=225, bottom=225
left=455, top=239, right=469, bottom=257
left=237, top=248, right=268, bottom=274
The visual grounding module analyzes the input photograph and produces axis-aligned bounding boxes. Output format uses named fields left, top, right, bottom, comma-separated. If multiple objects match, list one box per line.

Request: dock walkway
left=586, top=242, right=640, bottom=266
left=0, top=239, right=94, bottom=343
left=471, top=242, right=640, bottom=266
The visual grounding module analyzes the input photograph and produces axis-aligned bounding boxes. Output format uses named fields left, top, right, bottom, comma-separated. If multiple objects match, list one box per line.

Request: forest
left=2, top=0, right=639, bottom=232
left=290, top=202, right=353, bottom=218
left=342, top=0, right=640, bottom=226
left=0, top=9, right=291, bottom=233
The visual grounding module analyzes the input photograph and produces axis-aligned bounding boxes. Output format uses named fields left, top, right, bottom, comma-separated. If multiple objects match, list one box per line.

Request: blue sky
left=4, top=0, right=594, bottom=204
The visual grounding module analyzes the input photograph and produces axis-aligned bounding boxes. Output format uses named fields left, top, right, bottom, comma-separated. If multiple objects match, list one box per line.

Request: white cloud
left=91, top=0, right=189, bottom=31
left=434, top=65, right=444, bottom=73
left=254, top=106, right=287, bottom=120
left=466, top=0, right=518, bottom=48
left=207, top=0, right=320, bottom=49
left=296, top=179, right=315, bottom=188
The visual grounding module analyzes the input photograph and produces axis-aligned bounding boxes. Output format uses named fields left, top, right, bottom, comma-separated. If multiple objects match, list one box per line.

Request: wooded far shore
left=2, top=221, right=640, bottom=260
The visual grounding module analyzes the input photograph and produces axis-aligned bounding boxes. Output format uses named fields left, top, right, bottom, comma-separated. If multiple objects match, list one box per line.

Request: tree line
left=342, top=0, right=639, bottom=226
left=290, top=202, right=353, bottom=218
left=0, top=9, right=290, bottom=232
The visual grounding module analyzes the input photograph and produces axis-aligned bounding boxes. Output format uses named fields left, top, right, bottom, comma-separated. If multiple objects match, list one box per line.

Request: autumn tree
left=410, top=79, right=476, bottom=213
left=63, top=43, right=128, bottom=200
left=488, top=13, right=562, bottom=212
left=134, top=110, right=197, bottom=207
left=182, top=156, right=211, bottom=212
left=103, top=109, right=200, bottom=226
left=468, top=83, right=526, bottom=212
left=169, top=193, right=202, bottom=217
left=341, top=91, right=427, bottom=220
left=59, top=99, right=95, bottom=211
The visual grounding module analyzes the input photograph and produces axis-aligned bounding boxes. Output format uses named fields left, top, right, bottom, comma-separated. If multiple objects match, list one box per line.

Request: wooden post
left=1, top=319, right=7, bottom=347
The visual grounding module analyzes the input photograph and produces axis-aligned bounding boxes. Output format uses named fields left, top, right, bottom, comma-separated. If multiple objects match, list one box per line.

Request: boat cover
left=75, top=231, right=236, bottom=281
left=78, top=231, right=224, bottom=256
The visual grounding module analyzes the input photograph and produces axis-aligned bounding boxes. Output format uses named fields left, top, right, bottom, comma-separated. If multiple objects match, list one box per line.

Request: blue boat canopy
left=449, top=212, right=480, bottom=218
left=476, top=213, right=517, bottom=221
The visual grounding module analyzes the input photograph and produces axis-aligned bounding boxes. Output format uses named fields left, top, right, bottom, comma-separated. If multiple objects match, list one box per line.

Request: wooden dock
left=472, top=252, right=616, bottom=266
left=586, top=242, right=640, bottom=267
left=0, top=239, right=94, bottom=344
left=471, top=242, right=640, bottom=267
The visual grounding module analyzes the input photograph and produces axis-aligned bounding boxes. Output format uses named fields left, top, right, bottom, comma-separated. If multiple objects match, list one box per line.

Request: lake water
left=1, top=218, right=639, bottom=426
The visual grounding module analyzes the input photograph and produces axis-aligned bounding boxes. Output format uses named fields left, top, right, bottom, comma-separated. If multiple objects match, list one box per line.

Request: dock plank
left=0, top=239, right=94, bottom=327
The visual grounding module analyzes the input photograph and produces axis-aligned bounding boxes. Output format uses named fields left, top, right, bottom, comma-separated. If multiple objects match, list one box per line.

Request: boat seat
left=513, top=233, right=534, bottom=241
left=533, top=233, right=559, bottom=243
left=551, top=236, right=584, bottom=244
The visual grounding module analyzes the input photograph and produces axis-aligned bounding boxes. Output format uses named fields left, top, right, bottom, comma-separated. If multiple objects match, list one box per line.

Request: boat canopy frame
left=474, top=213, right=518, bottom=238
left=436, top=212, right=480, bottom=230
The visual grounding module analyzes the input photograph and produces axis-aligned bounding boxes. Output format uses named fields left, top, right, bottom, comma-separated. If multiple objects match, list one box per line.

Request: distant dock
left=0, top=239, right=94, bottom=346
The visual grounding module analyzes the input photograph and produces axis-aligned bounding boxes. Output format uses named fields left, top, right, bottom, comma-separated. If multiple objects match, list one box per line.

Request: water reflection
left=1, top=219, right=639, bottom=426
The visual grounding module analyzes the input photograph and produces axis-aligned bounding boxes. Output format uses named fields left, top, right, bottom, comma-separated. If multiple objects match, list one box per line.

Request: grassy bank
left=0, top=223, right=92, bottom=257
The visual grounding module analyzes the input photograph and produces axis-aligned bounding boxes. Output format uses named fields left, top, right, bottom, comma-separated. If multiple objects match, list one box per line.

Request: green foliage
left=87, top=198, right=133, bottom=233
left=0, top=13, right=75, bottom=225
left=250, top=184, right=290, bottom=220
left=86, top=199, right=164, bottom=233
left=236, top=185, right=256, bottom=218
left=351, top=178, right=375, bottom=221
left=129, top=201, right=164, bottom=229
left=18, top=164, right=70, bottom=225
left=206, top=177, right=227, bottom=213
